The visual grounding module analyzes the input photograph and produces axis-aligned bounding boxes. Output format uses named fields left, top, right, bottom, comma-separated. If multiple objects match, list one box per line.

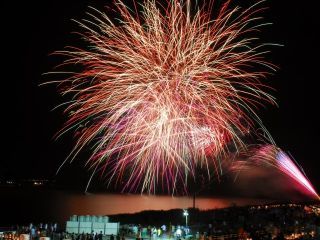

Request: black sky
left=3, top=0, right=320, bottom=195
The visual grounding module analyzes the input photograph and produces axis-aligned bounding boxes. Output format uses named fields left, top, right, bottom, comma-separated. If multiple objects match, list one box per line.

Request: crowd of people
left=1, top=204, right=319, bottom=240
left=118, top=204, right=320, bottom=240
left=201, top=204, right=320, bottom=239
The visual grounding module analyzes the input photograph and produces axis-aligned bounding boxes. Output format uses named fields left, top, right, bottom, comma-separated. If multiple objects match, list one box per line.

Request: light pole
left=183, top=209, right=189, bottom=229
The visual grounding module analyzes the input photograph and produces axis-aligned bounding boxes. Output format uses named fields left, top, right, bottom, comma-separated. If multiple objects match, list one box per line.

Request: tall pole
left=193, top=193, right=195, bottom=209
left=185, top=214, right=188, bottom=228
left=183, top=210, right=189, bottom=229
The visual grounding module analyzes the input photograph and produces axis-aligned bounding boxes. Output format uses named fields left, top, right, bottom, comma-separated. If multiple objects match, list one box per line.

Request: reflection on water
left=0, top=188, right=271, bottom=226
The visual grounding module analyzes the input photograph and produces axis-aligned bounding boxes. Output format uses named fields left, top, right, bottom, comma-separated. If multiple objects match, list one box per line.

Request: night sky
left=3, top=0, right=320, bottom=195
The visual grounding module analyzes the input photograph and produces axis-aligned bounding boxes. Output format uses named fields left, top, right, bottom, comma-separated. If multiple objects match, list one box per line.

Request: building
left=66, top=215, right=119, bottom=235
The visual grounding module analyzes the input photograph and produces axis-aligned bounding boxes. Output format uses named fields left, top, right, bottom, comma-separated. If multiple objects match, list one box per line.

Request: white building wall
left=79, top=222, right=93, bottom=234
left=65, top=216, right=118, bottom=235
left=105, top=222, right=119, bottom=235
left=92, top=222, right=105, bottom=234
left=66, top=221, right=79, bottom=234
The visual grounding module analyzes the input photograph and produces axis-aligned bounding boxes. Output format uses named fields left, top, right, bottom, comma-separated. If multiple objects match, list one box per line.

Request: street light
left=183, top=209, right=189, bottom=228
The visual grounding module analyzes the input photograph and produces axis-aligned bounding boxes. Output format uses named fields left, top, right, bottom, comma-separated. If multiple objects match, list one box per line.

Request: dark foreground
left=1, top=202, right=320, bottom=240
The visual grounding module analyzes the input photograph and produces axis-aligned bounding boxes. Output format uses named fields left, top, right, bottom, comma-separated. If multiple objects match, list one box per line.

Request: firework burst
left=231, top=144, right=319, bottom=199
left=49, top=0, right=277, bottom=193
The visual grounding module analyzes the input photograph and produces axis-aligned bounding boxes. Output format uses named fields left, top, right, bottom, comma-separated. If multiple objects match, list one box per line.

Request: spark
left=48, top=0, right=277, bottom=193
left=232, top=145, right=319, bottom=199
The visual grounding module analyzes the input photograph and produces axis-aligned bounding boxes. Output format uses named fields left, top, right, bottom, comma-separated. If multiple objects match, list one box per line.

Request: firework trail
left=231, top=145, right=319, bottom=199
left=48, top=0, right=277, bottom=193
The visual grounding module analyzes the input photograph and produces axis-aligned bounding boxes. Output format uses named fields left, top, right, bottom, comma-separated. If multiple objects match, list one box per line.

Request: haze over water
left=0, top=188, right=274, bottom=226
